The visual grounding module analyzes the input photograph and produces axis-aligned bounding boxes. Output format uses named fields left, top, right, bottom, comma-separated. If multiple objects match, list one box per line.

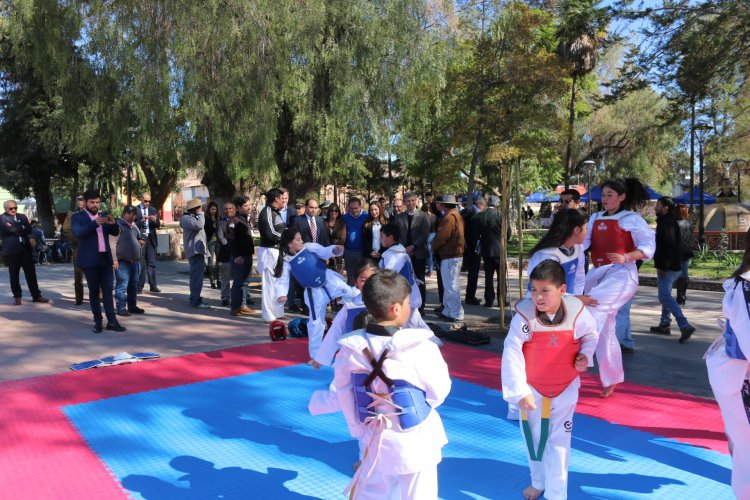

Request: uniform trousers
left=706, top=350, right=750, bottom=499
left=584, top=264, right=638, bottom=387
left=258, top=246, right=284, bottom=321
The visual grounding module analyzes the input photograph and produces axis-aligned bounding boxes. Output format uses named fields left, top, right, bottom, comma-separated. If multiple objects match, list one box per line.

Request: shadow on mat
left=122, top=455, right=318, bottom=499
left=439, top=457, right=684, bottom=499
left=183, top=407, right=355, bottom=476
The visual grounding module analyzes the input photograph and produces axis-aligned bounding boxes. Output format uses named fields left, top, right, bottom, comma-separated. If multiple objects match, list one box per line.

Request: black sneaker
left=92, top=322, right=103, bottom=334
left=679, top=325, right=696, bottom=344
left=149, top=287, right=161, bottom=293
left=128, top=307, right=145, bottom=314
left=620, top=344, right=635, bottom=353
left=221, top=299, right=229, bottom=307
left=75, top=300, right=84, bottom=306
left=465, top=297, right=481, bottom=306
left=116, top=309, right=131, bottom=317
left=433, top=305, right=445, bottom=314
left=288, top=305, right=304, bottom=314
left=106, top=322, right=127, bottom=332
left=649, top=325, right=672, bottom=335
left=438, top=313, right=460, bottom=323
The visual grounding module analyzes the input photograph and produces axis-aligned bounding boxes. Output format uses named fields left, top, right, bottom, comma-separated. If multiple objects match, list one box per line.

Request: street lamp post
left=126, top=146, right=132, bottom=206
left=582, top=159, right=596, bottom=217
left=694, top=122, right=713, bottom=246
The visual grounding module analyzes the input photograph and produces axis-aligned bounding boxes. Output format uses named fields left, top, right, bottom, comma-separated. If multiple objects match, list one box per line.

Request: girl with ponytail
left=527, top=208, right=597, bottom=305
left=273, top=228, right=358, bottom=362
left=583, top=178, right=655, bottom=398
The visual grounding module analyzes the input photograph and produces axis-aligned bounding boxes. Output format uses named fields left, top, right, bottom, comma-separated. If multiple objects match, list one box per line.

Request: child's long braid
left=274, top=228, right=299, bottom=278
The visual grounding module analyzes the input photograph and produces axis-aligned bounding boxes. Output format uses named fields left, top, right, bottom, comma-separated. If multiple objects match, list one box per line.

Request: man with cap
left=180, top=198, right=210, bottom=309
left=431, top=194, right=465, bottom=322
left=476, top=195, right=503, bottom=307
left=62, top=194, right=86, bottom=304
left=135, top=192, right=161, bottom=293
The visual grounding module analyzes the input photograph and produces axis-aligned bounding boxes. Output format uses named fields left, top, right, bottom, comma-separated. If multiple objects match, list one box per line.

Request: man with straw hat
left=180, top=198, right=210, bottom=309
left=431, top=194, right=465, bottom=323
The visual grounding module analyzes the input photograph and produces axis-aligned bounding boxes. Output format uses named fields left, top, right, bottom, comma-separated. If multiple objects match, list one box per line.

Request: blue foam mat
left=63, top=365, right=733, bottom=499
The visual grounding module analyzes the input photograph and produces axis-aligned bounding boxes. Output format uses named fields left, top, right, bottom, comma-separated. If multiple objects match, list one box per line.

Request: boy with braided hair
left=333, top=269, right=451, bottom=499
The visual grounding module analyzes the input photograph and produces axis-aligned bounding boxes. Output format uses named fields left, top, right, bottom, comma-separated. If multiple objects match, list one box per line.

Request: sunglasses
left=560, top=199, right=574, bottom=205
left=142, top=200, right=151, bottom=204
left=7, top=206, right=18, bottom=210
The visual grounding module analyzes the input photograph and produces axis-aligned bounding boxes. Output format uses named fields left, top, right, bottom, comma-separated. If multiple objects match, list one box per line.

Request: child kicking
left=333, top=269, right=451, bottom=499
left=502, top=259, right=598, bottom=500
left=273, top=228, right=358, bottom=359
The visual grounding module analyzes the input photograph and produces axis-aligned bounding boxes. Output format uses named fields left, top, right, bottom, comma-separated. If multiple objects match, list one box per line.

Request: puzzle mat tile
left=64, top=364, right=733, bottom=500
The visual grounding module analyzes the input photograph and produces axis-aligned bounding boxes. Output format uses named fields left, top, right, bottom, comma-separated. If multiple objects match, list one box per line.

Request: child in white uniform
left=706, top=259, right=750, bottom=499
left=503, top=259, right=598, bottom=500
left=333, top=270, right=451, bottom=499
left=582, top=178, right=654, bottom=397
left=274, top=228, right=358, bottom=360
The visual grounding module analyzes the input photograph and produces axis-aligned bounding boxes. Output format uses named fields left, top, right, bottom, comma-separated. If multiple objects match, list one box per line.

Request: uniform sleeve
left=380, top=250, right=401, bottom=272
left=314, top=306, right=349, bottom=366
left=622, top=213, right=655, bottom=260
left=582, top=213, right=596, bottom=252
left=307, top=242, right=339, bottom=260
left=273, top=261, right=291, bottom=299
left=418, top=342, right=451, bottom=409
left=501, top=314, right=533, bottom=404
left=574, top=307, right=599, bottom=367
left=574, top=246, right=587, bottom=296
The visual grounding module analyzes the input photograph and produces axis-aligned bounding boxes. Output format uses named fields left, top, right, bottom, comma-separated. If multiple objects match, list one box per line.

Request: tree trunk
left=142, top=161, right=180, bottom=217
left=69, top=168, right=80, bottom=212
left=31, top=168, right=55, bottom=237
left=563, top=74, right=578, bottom=189
left=274, top=102, right=318, bottom=200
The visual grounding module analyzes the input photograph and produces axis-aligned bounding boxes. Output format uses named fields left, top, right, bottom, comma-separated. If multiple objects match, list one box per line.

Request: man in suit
left=135, top=192, right=161, bottom=293
left=462, top=195, right=485, bottom=306
left=62, top=195, right=86, bottom=304
left=71, top=190, right=125, bottom=333
left=0, top=200, right=50, bottom=305
left=294, top=198, right=330, bottom=246
left=395, top=191, right=430, bottom=314
left=476, top=196, right=503, bottom=308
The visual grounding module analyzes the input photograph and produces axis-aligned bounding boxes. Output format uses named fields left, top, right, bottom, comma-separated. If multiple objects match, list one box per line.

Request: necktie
left=143, top=208, right=149, bottom=235
left=310, top=217, right=317, bottom=243
left=407, top=214, right=413, bottom=246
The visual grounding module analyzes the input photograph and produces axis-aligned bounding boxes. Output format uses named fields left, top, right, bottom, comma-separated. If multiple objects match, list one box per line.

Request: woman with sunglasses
left=325, top=203, right=346, bottom=275
left=583, top=178, right=654, bottom=398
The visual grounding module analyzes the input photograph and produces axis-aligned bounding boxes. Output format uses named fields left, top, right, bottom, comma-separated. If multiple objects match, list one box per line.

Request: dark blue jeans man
left=230, top=255, right=253, bottom=312
left=188, top=254, right=206, bottom=307
left=115, top=260, right=140, bottom=312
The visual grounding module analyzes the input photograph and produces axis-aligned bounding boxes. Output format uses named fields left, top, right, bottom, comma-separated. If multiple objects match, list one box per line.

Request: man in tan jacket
left=431, top=194, right=465, bottom=322
left=62, top=195, right=86, bottom=305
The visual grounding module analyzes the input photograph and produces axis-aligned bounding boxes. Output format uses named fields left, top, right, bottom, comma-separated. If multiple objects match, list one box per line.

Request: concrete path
left=0, top=260, right=725, bottom=399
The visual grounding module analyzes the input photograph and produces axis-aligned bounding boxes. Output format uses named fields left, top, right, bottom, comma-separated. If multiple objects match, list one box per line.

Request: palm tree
left=557, top=0, right=605, bottom=188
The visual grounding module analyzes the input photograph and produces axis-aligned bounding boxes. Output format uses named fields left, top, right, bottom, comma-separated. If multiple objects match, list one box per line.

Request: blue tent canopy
left=581, top=185, right=665, bottom=203
left=674, top=187, right=716, bottom=205
left=525, top=191, right=559, bottom=203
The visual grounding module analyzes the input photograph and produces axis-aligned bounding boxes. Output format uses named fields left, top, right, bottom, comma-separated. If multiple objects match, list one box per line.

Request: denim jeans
left=658, top=269, right=688, bottom=328
left=188, top=254, right=205, bottom=306
left=426, top=232, right=436, bottom=272
left=615, top=297, right=635, bottom=348
left=230, top=256, right=252, bottom=311
left=115, top=261, right=140, bottom=311
left=681, top=259, right=690, bottom=279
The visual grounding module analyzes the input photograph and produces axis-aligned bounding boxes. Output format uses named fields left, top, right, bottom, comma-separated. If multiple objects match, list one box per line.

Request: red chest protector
left=515, top=296, right=584, bottom=398
left=589, top=211, right=636, bottom=268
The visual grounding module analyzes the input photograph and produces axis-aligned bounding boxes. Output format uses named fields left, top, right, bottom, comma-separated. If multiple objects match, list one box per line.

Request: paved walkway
left=0, top=260, right=726, bottom=398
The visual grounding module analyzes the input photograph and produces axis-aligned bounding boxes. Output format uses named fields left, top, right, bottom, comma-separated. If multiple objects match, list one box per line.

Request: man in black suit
left=462, top=196, right=485, bottom=306
left=395, top=191, right=430, bottom=313
left=294, top=198, right=330, bottom=245
left=0, top=200, right=50, bottom=305
left=135, top=192, right=161, bottom=293
left=476, top=196, right=503, bottom=308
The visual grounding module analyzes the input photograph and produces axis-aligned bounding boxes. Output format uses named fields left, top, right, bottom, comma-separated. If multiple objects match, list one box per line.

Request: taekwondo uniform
left=582, top=210, right=654, bottom=388
left=274, top=243, right=358, bottom=358
left=258, top=204, right=286, bottom=321
left=502, top=295, right=598, bottom=500
left=706, top=272, right=750, bottom=499
left=380, top=244, right=423, bottom=309
left=333, top=324, right=451, bottom=500
left=526, top=246, right=586, bottom=297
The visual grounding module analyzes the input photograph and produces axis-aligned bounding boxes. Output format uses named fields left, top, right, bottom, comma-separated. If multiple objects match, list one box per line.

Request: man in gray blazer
left=395, top=191, right=430, bottom=313
left=180, top=198, right=209, bottom=309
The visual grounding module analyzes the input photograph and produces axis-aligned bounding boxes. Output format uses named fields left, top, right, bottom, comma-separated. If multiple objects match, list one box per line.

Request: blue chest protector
left=289, top=249, right=328, bottom=289
left=399, top=258, right=416, bottom=286
left=725, top=280, right=750, bottom=360
left=351, top=343, right=432, bottom=430
left=527, top=249, right=579, bottom=294
left=723, top=320, right=747, bottom=360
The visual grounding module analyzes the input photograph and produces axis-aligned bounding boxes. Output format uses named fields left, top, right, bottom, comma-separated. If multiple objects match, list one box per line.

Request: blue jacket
left=71, top=210, right=120, bottom=267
